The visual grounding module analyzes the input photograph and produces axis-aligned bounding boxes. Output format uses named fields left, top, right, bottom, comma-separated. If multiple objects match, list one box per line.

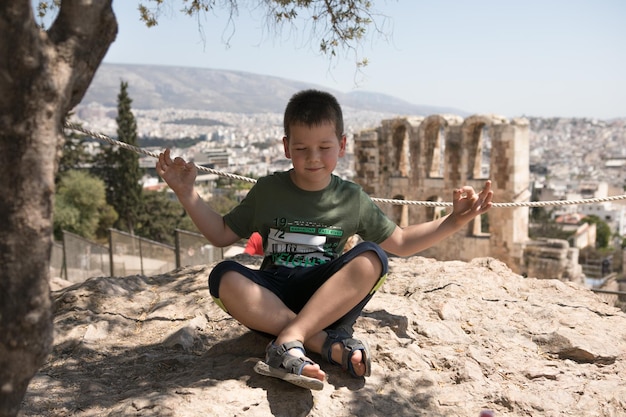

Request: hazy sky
left=102, top=0, right=626, bottom=119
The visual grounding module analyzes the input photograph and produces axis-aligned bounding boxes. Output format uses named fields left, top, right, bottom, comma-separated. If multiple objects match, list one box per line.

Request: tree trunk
left=0, top=2, right=117, bottom=416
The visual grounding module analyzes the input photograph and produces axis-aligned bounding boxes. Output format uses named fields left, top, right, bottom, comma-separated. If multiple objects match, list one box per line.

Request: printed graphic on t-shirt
left=267, top=221, right=344, bottom=268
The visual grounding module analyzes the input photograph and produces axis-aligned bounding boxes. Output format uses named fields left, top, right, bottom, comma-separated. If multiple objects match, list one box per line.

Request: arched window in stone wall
left=391, top=125, right=409, bottom=177
left=426, top=195, right=448, bottom=221
left=471, top=213, right=490, bottom=236
left=462, top=116, right=494, bottom=237
left=425, top=125, right=446, bottom=179
left=480, top=126, right=492, bottom=178
left=419, top=115, right=462, bottom=183
left=392, top=195, right=409, bottom=227
left=464, top=120, right=491, bottom=180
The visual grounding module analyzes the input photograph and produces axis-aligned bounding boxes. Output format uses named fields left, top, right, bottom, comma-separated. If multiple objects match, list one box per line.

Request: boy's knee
left=208, top=260, right=240, bottom=298
left=353, top=241, right=388, bottom=273
left=209, top=260, right=252, bottom=313
left=216, top=270, right=246, bottom=295
left=350, top=241, right=389, bottom=294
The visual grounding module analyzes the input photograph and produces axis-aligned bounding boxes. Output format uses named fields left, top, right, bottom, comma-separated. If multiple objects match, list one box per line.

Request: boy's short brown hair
left=283, top=89, right=344, bottom=140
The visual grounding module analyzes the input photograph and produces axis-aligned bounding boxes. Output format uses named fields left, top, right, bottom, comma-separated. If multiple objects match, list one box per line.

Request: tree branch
left=48, top=0, right=118, bottom=112
left=0, top=1, right=45, bottom=120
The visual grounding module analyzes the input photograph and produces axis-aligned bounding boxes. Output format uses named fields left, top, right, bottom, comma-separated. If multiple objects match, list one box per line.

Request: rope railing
left=65, top=122, right=256, bottom=184
left=64, top=122, right=626, bottom=208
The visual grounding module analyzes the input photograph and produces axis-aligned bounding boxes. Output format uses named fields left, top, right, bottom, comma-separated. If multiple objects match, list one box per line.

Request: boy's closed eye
left=295, top=146, right=331, bottom=151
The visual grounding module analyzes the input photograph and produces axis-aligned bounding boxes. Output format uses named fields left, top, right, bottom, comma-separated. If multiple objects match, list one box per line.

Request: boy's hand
left=155, top=149, right=197, bottom=196
left=451, top=180, right=493, bottom=225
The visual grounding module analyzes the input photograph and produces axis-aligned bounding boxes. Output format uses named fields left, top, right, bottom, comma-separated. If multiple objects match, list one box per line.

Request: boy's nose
left=306, top=149, right=320, bottom=160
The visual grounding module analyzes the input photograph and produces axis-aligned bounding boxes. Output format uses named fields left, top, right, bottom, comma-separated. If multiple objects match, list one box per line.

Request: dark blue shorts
left=208, top=241, right=389, bottom=331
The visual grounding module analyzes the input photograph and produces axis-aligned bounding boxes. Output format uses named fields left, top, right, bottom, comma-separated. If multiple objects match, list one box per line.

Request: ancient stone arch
left=353, top=114, right=531, bottom=273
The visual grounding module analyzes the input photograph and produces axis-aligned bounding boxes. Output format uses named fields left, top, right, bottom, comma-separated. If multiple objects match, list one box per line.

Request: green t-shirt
left=224, top=170, right=397, bottom=269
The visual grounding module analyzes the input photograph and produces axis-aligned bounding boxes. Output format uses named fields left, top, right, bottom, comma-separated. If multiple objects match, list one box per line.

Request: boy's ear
left=339, top=135, right=347, bottom=156
left=282, top=136, right=291, bottom=159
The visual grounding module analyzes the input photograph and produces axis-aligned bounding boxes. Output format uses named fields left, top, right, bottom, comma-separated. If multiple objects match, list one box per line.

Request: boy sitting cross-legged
left=156, top=89, right=493, bottom=390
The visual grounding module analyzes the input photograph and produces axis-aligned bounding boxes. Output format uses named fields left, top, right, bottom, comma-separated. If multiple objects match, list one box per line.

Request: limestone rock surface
left=21, top=255, right=626, bottom=417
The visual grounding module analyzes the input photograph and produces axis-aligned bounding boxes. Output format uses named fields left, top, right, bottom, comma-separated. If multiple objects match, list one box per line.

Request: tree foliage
left=529, top=207, right=571, bottom=241
left=53, top=170, right=117, bottom=241
left=37, top=0, right=383, bottom=68
left=209, top=192, right=240, bottom=215
left=92, top=81, right=144, bottom=234
left=136, top=191, right=197, bottom=245
left=582, top=215, right=612, bottom=249
left=137, top=0, right=383, bottom=67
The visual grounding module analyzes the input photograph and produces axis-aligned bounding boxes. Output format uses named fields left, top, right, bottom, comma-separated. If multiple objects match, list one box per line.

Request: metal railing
left=175, top=229, right=224, bottom=268
left=51, top=229, right=226, bottom=283
left=109, top=229, right=176, bottom=277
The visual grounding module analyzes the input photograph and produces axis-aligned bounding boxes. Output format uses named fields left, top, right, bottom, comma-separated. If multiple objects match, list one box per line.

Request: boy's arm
left=156, top=149, right=241, bottom=247
left=176, top=191, right=241, bottom=247
left=379, top=181, right=493, bottom=257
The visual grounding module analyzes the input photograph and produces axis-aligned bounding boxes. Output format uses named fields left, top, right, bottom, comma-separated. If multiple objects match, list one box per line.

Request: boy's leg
left=274, top=249, right=381, bottom=342
left=210, top=243, right=386, bottom=380
left=273, top=249, right=382, bottom=378
left=217, top=273, right=370, bottom=377
left=217, top=254, right=380, bottom=380
left=213, top=268, right=326, bottom=380
left=209, top=261, right=325, bottom=379
left=217, top=269, right=296, bottom=336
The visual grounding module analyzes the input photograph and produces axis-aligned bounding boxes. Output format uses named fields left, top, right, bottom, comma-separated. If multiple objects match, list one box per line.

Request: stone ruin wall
left=353, top=114, right=551, bottom=277
left=522, top=238, right=583, bottom=283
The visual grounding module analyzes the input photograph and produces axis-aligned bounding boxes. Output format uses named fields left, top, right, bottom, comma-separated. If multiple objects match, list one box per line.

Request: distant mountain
left=80, top=63, right=467, bottom=116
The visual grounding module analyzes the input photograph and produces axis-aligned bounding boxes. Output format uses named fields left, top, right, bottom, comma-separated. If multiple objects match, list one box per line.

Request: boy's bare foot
left=330, top=342, right=367, bottom=377
left=321, top=331, right=371, bottom=378
left=285, top=346, right=326, bottom=381
left=255, top=340, right=325, bottom=390
left=348, top=349, right=367, bottom=376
